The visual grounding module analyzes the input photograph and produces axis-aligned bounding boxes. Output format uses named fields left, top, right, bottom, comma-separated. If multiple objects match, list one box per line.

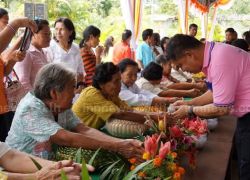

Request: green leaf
left=123, top=160, right=153, bottom=180
left=29, top=157, right=42, bottom=170
left=81, top=158, right=90, bottom=180
left=74, top=148, right=82, bottom=163
left=61, top=170, right=69, bottom=180
left=113, top=164, right=125, bottom=180
left=88, top=148, right=101, bottom=166
left=100, top=160, right=120, bottom=180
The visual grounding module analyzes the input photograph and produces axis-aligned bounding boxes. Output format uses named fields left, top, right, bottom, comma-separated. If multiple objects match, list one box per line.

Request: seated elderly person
left=5, top=63, right=143, bottom=160
left=136, top=62, right=201, bottom=98
left=118, top=59, right=178, bottom=106
left=156, top=55, right=206, bottom=91
left=0, top=141, right=92, bottom=180
left=72, top=62, right=164, bottom=129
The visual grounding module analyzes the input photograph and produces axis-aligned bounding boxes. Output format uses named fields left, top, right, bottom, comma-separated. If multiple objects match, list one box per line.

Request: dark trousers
left=235, top=113, right=250, bottom=180
left=0, top=111, right=14, bottom=142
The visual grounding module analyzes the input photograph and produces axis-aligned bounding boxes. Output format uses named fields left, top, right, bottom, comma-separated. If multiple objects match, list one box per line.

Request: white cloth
left=45, top=40, right=84, bottom=75
left=119, top=82, right=157, bottom=106
left=0, top=142, right=10, bottom=158
left=171, top=68, right=189, bottom=82
left=136, top=77, right=163, bottom=95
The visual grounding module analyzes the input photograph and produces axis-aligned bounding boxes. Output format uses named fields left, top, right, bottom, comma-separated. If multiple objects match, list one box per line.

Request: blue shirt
left=136, top=42, right=155, bottom=68
left=6, top=92, right=80, bottom=159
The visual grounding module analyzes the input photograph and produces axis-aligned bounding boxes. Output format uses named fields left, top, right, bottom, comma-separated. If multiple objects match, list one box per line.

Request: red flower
left=169, top=125, right=183, bottom=138
left=144, top=134, right=159, bottom=158
left=159, top=141, right=171, bottom=159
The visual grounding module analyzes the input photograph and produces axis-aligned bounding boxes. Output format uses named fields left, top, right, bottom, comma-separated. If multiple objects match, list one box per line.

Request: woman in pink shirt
left=166, top=34, right=250, bottom=180
left=15, top=19, right=51, bottom=93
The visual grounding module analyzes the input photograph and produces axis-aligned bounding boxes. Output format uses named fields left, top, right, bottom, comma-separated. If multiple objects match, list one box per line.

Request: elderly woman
left=14, top=19, right=51, bottom=94
left=72, top=62, right=163, bottom=129
left=5, top=63, right=143, bottom=160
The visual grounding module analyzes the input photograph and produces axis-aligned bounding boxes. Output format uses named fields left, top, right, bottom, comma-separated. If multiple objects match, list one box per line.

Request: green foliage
left=60, top=170, right=68, bottom=180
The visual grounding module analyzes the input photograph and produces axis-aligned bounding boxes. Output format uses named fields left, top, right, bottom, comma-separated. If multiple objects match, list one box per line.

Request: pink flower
left=144, top=134, right=159, bottom=158
left=169, top=126, right=183, bottom=138
left=159, top=141, right=171, bottom=159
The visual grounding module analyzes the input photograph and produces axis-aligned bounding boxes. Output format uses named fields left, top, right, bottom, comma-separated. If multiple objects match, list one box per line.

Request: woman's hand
left=116, top=139, right=144, bottom=161
left=11, top=17, right=37, bottom=33
left=12, top=50, right=26, bottom=62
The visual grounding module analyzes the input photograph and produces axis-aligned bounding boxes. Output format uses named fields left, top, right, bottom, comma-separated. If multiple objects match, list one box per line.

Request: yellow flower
left=167, top=162, right=177, bottom=171
left=143, top=152, right=150, bottom=160
left=153, top=157, right=162, bottom=167
left=158, top=120, right=164, bottom=131
left=0, top=172, right=7, bottom=180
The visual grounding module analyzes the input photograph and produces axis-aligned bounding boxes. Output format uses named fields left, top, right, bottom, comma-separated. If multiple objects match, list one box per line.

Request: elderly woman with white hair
left=5, top=63, right=143, bottom=160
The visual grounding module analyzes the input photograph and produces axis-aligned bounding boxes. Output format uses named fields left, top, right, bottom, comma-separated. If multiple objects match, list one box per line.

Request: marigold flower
left=178, top=167, right=185, bottom=175
left=143, top=152, right=150, bottom=160
left=153, top=157, right=162, bottom=167
left=167, top=162, right=177, bottom=171
left=130, top=165, right=136, bottom=170
left=129, top=158, right=137, bottom=164
left=138, top=171, right=146, bottom=177
left=173, top=172, right=181, bottom=180
left=171, top=152, right=177, bottom=158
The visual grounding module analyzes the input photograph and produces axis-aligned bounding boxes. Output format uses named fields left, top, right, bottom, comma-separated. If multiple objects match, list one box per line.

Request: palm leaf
left=88, top=148, right=101, bottom=166
left=61, top=170, right=68, bottom=180
left=81, top=158, right=90, bottom=180
left=29, top=157, right=42, bottom=170
left=123, top=160, right=153, bottom=180
left=100, top=160, right=120, bottom=180
left=113, top=164, right=125, bottom=180
left=74, top=148, right=82, bottom=163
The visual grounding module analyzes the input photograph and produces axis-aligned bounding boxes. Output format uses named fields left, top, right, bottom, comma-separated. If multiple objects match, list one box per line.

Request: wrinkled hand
left=188, top=88, right=201, bottom=98
left=170, top=105, right=190, bottom=119
left=117, top=139, right=144, bottom=161
left=35, top=160, right=81, bottom=180
left=95, top=45, right=104, bottom=57
left=168, top=97, right=182, bottom=103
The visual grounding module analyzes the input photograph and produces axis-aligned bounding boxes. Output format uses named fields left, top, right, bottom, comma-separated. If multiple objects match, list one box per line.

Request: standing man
left=188, top=23, right=198, bottom=37
left=136, top=29, right=155, bottom=70
left=166, top=34, right=250, bottom=180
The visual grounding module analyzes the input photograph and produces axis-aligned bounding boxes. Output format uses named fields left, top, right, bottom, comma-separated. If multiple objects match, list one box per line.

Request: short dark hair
left=122, top=29, right=132, bottom=41
left=34, top=19, right=49, bottom=33
left=92, top=62, right=120, bottom=90
left=142, top=29, right=153, bottom=41
left=225, top=27, right=235, bottom=33
left=166, top=34, right=203, bottom=61
left=189, top=23, right=198, bottom=30
left=231, top=39, right=249, bottom=52
left=118, top=58, right=138, bottom=73
left=142, top=62, right=163, bottom=81
left=243, top=31, right=250, bottom=45
left=155, top=54, right=168, bottom=65
left=0, top=8, right=8, bottom=18
left=54, top=17, right=76, bottom=44
left=79, top=25, right=101, bottom=48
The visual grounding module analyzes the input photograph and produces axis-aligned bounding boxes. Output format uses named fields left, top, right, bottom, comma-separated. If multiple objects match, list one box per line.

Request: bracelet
left=6, top=24, right=17, bottom=34
left=188, top=106, right=196, bottom=119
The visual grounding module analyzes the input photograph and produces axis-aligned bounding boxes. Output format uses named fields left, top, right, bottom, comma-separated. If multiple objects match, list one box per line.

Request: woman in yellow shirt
left=72, top=62, right=164, bottom=129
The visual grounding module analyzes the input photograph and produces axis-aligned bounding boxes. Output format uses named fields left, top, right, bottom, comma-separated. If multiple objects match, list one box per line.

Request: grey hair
left=34, top=63, right=76, bottom=100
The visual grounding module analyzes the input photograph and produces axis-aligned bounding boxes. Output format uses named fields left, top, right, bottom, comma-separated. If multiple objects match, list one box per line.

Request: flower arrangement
left=126, top=134, right=185, bottom=180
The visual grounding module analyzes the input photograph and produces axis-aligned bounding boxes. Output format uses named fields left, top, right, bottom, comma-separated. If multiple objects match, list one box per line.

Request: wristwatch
left=188, top=106, right=196, bottom=119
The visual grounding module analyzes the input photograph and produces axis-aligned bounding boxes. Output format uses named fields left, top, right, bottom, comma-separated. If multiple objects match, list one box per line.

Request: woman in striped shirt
left=79, top=25, right=103, bottom=86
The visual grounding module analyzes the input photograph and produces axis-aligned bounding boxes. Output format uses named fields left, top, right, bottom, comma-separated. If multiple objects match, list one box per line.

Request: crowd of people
left=1, top=6, right=250, bottom=180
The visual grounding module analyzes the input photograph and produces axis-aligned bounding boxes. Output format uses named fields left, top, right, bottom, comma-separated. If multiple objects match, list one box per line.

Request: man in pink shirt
left=166, top=34, right=250, bottom=179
